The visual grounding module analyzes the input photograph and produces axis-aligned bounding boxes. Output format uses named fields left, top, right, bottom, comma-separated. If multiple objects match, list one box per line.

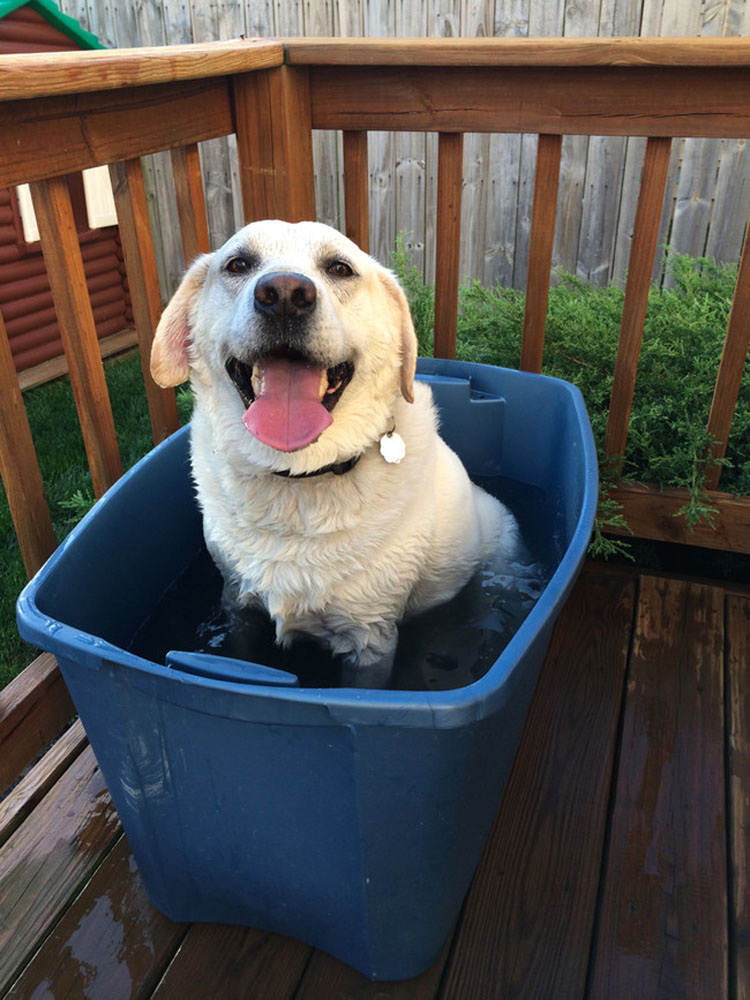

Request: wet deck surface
left=1, top=561, right=747, bottom=999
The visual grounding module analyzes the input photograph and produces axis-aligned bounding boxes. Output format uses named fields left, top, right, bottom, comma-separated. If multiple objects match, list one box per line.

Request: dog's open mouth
left=225, top=350, right=354, bottom=452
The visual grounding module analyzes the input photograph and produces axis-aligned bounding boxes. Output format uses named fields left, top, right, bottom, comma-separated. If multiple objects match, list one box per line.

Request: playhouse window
left=16, top=166, right=118, bottom=244
left=81, top=166, right=118, bottom=229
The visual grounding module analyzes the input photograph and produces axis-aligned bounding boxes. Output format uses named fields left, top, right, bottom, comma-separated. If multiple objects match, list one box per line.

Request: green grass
left=0, top=353, right=193, bottom=688
left=1, top=248, right=747, bottom=685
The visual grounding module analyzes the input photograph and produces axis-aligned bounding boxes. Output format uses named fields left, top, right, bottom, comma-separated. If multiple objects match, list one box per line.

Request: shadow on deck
left=1, top=560, right=747, bottom=998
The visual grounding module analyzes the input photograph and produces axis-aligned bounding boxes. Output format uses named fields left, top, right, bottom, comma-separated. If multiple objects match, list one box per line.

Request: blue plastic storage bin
left=17, top=359, right=597, bottom=981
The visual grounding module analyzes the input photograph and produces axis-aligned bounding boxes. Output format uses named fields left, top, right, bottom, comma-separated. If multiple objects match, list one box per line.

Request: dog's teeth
left=319, top=369, right=328, bottom=400
left=251, top=366, right=263, bottom=398
left=326, top=380, right=342, bottom=395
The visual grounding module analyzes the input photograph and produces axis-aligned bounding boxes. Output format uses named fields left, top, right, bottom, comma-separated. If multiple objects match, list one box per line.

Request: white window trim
left=15, top=167, right=118, bottom=243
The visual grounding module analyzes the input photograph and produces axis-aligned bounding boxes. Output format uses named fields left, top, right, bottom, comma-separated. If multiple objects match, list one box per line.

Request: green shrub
left=392, top=242, right=748, bottom=536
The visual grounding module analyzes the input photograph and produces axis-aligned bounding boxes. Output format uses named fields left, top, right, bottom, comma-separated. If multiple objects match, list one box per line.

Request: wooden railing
left=1, top=37, right=750, bottom=581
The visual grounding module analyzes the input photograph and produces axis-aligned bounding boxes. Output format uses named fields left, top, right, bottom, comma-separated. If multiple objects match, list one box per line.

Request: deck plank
left=0, top=567, right=735, bottom=997
left=151, top=924, right=312, bottom=998
left=6, top=836, right=185, bottom=998
left=440, top=567, right=636, bottom=999
left=0, top=719, right=87, bottom=848
left=0, top=653, right=75, bottom=795
left=728, top=594, right=750, bottom=1000
left=589, top=576, right=727, bottom=999
left=295, top=936, right=452, bottom=999
left=0, top=745, right=121, bottom=992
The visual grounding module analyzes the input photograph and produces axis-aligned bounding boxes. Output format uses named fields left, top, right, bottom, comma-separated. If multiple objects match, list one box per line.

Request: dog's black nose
left=254, top=272, right=317, bottom=318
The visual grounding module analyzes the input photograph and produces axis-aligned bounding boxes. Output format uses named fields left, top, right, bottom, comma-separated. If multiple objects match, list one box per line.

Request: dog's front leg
left=329, top=619, right=398, bottom=690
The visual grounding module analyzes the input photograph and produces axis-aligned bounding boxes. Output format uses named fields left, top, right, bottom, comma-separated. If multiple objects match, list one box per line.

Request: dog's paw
left=340, top=646, right=396, bottom=689
left=330, top=618, right=398, bottom=689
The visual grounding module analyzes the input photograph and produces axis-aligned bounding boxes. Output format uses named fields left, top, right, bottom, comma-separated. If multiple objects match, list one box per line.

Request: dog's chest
left=215, top=479, right=384, bottom=610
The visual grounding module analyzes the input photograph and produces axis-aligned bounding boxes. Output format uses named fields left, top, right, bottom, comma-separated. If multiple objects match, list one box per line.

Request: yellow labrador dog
left=151, top=220, right=518, bottom=684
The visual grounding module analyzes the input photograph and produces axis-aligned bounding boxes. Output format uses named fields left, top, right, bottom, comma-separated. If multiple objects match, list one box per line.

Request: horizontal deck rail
left=0, top=38, right=283, bottom=101
left=0, top=36, right=749, bottom=590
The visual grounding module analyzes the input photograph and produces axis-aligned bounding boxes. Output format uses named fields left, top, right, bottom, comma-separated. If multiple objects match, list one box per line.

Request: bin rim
left=16, top=360, right=598, bottom=729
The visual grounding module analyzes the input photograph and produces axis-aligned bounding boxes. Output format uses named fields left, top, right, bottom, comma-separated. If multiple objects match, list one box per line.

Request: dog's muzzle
left=224, top=270, right=356, bottom=452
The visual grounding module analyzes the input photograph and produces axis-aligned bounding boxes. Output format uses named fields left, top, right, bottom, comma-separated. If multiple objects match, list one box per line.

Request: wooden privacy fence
left=1, top=36, right=750, bottom=583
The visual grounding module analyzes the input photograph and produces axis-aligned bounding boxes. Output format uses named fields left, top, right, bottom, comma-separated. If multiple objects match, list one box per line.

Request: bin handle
left=165, top=650, right=299, bottom=687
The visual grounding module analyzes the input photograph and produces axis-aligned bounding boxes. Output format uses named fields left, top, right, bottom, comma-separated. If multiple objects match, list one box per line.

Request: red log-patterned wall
left=0, top=6, right=132, bottom=372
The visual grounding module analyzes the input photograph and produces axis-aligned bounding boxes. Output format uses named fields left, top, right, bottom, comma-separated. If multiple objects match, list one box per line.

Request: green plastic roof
left=0, top=0, right=104, bottom=49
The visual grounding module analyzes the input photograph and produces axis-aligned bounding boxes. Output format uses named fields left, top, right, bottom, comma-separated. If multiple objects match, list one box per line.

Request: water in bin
left=129, top=474, right=560, bottom=691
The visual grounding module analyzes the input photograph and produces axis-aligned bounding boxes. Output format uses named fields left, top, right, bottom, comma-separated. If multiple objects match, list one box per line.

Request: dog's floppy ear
left=378, top=268, right=418, bottom=404
left=150, top=255, right=211, bottom=387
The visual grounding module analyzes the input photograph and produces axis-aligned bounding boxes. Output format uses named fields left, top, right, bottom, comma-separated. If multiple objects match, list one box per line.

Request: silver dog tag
left=380, top=430, right=406, bottom=464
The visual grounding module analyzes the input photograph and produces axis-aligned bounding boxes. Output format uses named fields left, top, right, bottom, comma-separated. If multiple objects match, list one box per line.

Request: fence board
left=195, top=0, right=252, bottom=250
left=706, top=137, right=750, bottom=264
left=422, top=2, right=460, bottom=286
left=51, top=3, right=750, bottom=293
left=580, top=0, right=643, bottom=285
left=361, top=0, right=397, bottom=273
left=248, top=0, right=275, bottom=36
left=660, top=0, right=721, bottom=286
left=458, top=0, right=491, bottom=283
left=554, top=0, right=598, bottom=280
left=305, top=0, right=339, bottom=231
left=667, top=137, right=720, bottom=277
left=511, top=133, right=538, bottom=292
left=109, top=0, right=178, bottom=304
left=485, top=0, right=532, bottom=284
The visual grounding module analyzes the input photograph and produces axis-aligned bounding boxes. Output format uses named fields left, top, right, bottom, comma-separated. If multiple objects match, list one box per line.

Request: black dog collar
left=274, top=454, right=362, bottom=479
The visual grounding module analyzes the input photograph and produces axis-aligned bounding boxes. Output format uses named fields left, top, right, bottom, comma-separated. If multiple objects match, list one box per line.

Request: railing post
left=434, top=132, right=464, bottom=359
left=233, top=65, right=316, bottom=223
left=704, top=217, right=750, bottom=490
left=110, top=158, right=180, bottom=446
left=605, top=137, right=672, bottom=462
left=0, top=310, right=57, bottom=577
left=29, top=175, right=123, bottom=498
left=342, top=131, right=369, bottom=253
left=170, top=144, right=211, bottom=262
left=520, top=134, right=563, bottom=374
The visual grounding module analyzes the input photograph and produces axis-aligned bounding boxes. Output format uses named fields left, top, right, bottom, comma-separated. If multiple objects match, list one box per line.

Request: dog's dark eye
left=327, top=260, right=354, bottom=279
left=225, top=256, right=252, bottom=275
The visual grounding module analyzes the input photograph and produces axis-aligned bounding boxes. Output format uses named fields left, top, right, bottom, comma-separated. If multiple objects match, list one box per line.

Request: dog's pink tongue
left=243, top=357, right=332, bottom=452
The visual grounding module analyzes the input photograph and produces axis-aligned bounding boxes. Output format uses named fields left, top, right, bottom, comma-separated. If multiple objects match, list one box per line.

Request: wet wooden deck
left=1, top=561, right=747, bottom=999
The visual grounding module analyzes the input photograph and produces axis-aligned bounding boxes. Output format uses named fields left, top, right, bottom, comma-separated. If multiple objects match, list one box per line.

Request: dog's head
left=151, top=220, right=418, bottom=471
